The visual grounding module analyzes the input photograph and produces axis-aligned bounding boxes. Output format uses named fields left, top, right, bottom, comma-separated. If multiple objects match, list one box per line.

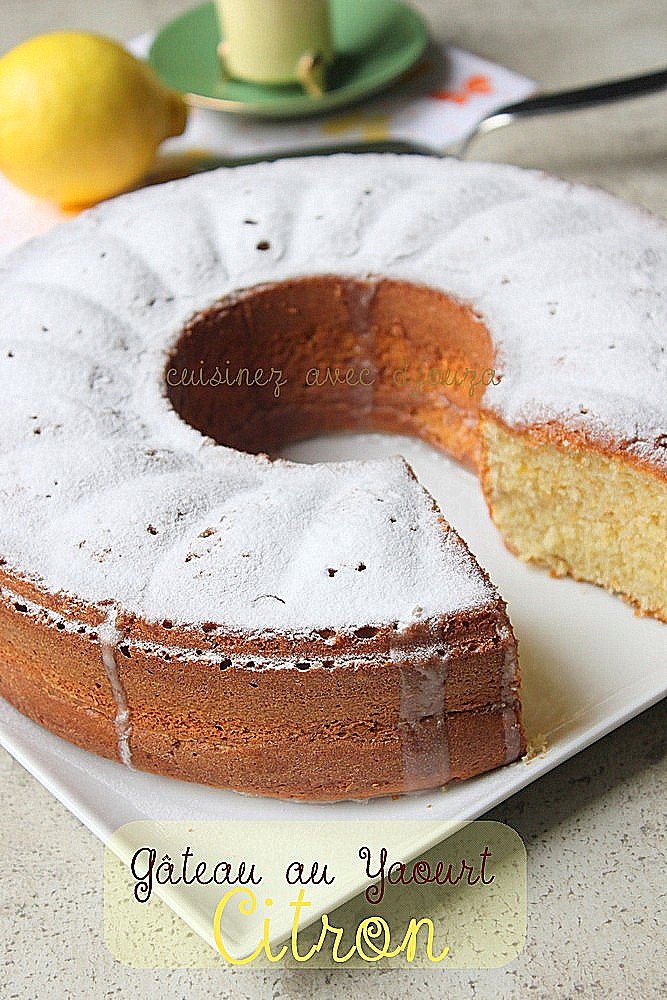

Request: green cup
left=215, top=0, right=333, bottom=94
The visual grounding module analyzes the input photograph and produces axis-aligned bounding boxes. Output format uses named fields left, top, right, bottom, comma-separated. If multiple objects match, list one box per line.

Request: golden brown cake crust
left=0, top=578, right=523, bottom=800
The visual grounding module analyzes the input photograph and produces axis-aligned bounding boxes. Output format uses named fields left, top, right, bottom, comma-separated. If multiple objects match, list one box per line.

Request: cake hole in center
left=165, top=276, right=493, bottom=468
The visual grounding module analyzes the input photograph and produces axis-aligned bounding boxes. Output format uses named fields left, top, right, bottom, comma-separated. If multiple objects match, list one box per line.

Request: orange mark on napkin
left=430, top=74, right=493, bottom=104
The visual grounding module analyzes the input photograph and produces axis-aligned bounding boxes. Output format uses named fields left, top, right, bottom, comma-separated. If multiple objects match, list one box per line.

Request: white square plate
left=1, top=431, right=665, bottom=952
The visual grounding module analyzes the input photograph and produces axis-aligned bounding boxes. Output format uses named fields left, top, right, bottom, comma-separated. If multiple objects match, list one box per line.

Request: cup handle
left=297, top=52, right=326, bottom=98
left=217, top=40, right=231, bottom=81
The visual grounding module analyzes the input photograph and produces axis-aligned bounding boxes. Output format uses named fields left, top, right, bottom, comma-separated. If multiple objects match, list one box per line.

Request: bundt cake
left=0, top=154, right=664, bottom=800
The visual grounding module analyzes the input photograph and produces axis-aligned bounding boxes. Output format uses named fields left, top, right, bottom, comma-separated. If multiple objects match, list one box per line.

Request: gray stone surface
left=1, top=1, right=665, bottom=997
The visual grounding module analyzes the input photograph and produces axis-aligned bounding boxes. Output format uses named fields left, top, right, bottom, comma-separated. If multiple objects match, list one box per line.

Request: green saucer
left=148, top=0, right=428, bottom=119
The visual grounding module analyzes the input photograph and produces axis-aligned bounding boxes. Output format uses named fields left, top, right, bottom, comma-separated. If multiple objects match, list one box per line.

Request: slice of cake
left=0, top=455, right=523, bottom=800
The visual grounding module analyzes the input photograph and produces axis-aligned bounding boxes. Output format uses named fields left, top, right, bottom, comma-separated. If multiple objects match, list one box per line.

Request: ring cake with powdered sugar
left=0, top=154, right=664, bottom=799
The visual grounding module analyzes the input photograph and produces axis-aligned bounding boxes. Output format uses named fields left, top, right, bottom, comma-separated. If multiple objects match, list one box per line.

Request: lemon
left=0, top=31, right=188, bottom=207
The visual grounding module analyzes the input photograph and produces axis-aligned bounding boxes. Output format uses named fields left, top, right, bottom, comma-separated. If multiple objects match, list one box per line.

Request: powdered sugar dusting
left=0, top=155, right=663, bottom=632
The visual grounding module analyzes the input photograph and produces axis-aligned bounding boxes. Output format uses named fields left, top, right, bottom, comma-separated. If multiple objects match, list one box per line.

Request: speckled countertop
left=1, top=1, right=665, bottom=997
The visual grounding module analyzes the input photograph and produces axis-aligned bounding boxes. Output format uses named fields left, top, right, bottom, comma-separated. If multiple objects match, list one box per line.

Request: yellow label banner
left=104, top=820, right=526, bottom=969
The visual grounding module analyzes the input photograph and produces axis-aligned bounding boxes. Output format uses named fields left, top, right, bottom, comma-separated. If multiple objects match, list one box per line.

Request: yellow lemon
left=0, top=31, right=188, bottom=207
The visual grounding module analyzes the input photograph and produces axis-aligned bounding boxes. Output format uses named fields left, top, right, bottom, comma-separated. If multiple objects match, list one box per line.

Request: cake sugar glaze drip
left=500, top=638, right=522, bottom=764
left=398, top=658, right=449, bottom=791
left=98, top=612, right=133, bottom=769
